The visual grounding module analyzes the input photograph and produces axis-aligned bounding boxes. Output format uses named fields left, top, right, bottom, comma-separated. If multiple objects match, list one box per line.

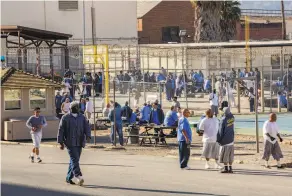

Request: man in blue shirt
left=164, top=106, right=178, bottom=136
left=150, top=103, right=165, bottom=143
left=129, top=108, right=139, bottom=124
left=58, top=102, right=91, bottom=186
left=108, top=102, right=123, bottom=146
left=55, top=91, right=62, bottom=118
left=164, top=106, right=178, bottom=126
left=121, top=101, right=132, bottom=123
left=140, top=103, right=151, bottom=124
left=177, top=109, right=192, bottom=169
left=278, top=91, right=288, bottom=108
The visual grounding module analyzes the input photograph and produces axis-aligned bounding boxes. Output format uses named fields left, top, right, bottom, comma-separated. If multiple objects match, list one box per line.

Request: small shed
left=1, top=67, right=62, bottom=140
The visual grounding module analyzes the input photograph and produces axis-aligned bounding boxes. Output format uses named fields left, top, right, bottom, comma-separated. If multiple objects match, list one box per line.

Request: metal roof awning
left=1, top=25, right=73, bottom=48
left=1, top=25, right=72, bottom=40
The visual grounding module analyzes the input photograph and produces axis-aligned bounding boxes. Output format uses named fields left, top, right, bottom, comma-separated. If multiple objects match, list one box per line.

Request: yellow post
left=245, top=16, right=250, bottom=72
left=104, top=45, right=109, bottom=104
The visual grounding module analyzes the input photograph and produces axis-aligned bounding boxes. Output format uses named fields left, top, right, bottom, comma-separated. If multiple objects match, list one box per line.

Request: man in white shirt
left=262, top=113, right=284, bottom=169
left=85, top=97, right=93, bottom=121
left=209, top=89, right=219, bottom=116
left=199, top=109, right=221, bottom=169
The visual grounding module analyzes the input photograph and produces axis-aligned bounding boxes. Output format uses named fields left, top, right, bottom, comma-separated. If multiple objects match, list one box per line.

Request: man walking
left=209, top=89, right=219, bottom=116
left=177, top=109, right=192, bottom=170
left=55, top=91, right=62, bottom=118
left=262, top=113, right=284, bottom=169
left=217, top=107, right=235, bottom=173
left=26, top=107, right=47, bottom=163
left=109, top=101, right=124, bottom=146
left=57, top=102, right=91, bottom=186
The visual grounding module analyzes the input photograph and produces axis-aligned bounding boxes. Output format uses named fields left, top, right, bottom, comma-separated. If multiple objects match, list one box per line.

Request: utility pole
left=281, top=0, right=286, bottom=40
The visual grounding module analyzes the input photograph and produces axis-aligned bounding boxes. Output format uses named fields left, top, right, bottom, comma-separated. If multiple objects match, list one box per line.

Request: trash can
left=129, top=125, right=139, bottom=144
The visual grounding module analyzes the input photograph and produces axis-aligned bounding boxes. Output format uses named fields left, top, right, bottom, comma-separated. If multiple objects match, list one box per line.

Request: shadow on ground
left=41, top=163, right=134, bottom=167
left=1, top=183, right=88, bottom=196
left=189, top=168, right=292, bottom=177
left=83, top=185, right=228, bottom=196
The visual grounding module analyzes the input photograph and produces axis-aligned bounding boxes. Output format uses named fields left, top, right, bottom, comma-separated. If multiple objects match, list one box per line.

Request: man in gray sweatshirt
left=217, top=107, right=235, bottom=173
left=57, top=101, right=91, bottom=186
left=26, top=107, right=47, bottom=163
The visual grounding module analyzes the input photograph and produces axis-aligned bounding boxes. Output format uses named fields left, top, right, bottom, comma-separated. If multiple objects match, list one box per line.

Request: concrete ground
left=2, top=145, right=292, bottom=196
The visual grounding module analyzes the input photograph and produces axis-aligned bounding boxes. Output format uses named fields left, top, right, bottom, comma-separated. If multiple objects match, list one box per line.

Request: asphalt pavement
left=1, top=145, right=292, bottom=196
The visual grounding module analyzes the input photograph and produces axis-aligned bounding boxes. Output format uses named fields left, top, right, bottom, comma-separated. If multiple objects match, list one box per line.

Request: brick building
left=236, top=19, right=282, bottom=41
left=137, top=1, right=288, bottom=44
left=137, top=0, right=194, bottom=44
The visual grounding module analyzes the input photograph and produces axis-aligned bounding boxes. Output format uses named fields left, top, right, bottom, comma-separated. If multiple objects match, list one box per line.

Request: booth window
left=4, top=89, right=21, bottom=110
left=29, top=89, right=47, bottom=110
left=59, top=0, right=78, bottom=10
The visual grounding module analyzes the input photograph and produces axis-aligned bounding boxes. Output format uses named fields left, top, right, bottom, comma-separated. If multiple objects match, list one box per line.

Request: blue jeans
left=66, top=146, right=82, bottom=181
left=110, top=123, right=124, bottom=145
left=179, top=141, right=190, bottom=168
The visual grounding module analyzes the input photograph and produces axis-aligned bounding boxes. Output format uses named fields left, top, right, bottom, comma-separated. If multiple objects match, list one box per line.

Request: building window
left=29, top=89, right=46, bottom=110
left=59, top=0, right=78, bottom=10
left=271, top=54, right=280, bottom=69
left=162, top=26, right=180, bottom=43
left=284, top=54, right=292, bottom=68
left=4, top=89, right=21, bottom=110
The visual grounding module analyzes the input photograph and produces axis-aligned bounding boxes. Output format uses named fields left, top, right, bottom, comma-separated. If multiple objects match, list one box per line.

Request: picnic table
left=140, top=124, right=177, bottom=146
left=95, top=117, right=111, bottom=129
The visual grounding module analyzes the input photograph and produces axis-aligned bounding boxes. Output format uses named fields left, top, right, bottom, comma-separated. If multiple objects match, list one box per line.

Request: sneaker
left=66, top=179, right=76, bottom=185
left=220, top=169, right=229, bottom=173
left=37, top=157, right=42, bottom=163
left=76, top=176, right=84, bottom=186
left=181, top=166, right=191, bottom=170
left=29, top=156, right=34, bottom=163
left=215, top=163, right=223, bottom=169
left=205, top=162, right=211, bottom=169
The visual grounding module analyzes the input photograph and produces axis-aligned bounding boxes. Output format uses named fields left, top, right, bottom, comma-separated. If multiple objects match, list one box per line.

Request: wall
left=138, top=1, right=194, bottom=44
left=1, top=1, right=137, bottom=45
left=1, top=87, right=55, bottom=140
left=236, top=21, right=283, bottom=40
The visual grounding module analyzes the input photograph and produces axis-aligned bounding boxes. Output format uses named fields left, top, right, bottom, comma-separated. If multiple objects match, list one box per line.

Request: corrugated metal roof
left=137, top=0, right=162, bottom=18
left=1, top=67, right=62, bottom=88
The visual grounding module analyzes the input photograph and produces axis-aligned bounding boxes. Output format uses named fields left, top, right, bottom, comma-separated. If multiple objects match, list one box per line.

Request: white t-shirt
left=86, top=100, right=94, bottom=113
left=199, top=117, right=219, bottom=143
left=209, top=93, right=218, bottom=106
left=263, top=120, right=279, bottom=144
left=249, top=92, right=255, bottom=99
left=62, top=102, right=70, bottom=113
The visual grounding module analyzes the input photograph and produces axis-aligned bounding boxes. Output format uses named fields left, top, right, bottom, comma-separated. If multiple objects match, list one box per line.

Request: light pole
left=179, top=30, right=188, bottom=109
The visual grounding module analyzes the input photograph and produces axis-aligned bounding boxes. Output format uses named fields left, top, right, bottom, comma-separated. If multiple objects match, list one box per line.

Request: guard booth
left=1, top=67, right=62, bottom=140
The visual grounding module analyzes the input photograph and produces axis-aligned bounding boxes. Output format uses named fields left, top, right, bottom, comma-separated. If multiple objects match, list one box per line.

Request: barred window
left=59, top=0, right=78, bottom=10
left=29, top=89, right=47, bottom=110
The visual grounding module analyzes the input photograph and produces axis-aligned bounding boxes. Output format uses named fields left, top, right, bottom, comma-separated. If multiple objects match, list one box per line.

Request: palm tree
left=220, top=0, right=241, bottom=41
left=192, top=0, right=241, bottom=42
left=193, top=1, right=223, bottom=42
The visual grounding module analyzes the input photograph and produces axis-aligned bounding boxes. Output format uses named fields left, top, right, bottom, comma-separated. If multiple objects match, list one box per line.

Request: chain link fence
left=3, top=41, right=292, bottom=115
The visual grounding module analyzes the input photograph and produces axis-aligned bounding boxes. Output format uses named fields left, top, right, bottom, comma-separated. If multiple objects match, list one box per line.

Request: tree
left=192, top=0, right=241, bottom=42
left=193, top=1, right=223, bottom=42
left=220, top=0, right=241, bottom=42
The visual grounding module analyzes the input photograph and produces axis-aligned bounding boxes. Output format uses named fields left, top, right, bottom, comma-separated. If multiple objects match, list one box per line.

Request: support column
left=36, top=47, right=40, bottom=75
left=17, top=48, right=22, bottom=70
left=17, top=31, right=22, bottom=70
left=23, top=48, right=27, bottom=71
left=49, top=47, right=54, bottom=80
left=64, top=47, right=69, bottom=70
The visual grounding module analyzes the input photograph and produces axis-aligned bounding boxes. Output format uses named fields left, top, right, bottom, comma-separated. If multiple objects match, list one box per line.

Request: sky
left=240, top=1, right=292, bottom=10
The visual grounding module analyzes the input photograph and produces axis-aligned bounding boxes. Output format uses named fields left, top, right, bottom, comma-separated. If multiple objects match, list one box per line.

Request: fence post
left=113, top=80, right=116, bottom=146
left=128, top=81, right=131, bottom=106
left=159, top=82, right=162, bottom=109
left=237, top=72, right=241, bottom=113
left=261, top=66, right=264, bottom=112
left=211, top=73, right=215, bottom=90
left=269, top=67, right=272, bottom=112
